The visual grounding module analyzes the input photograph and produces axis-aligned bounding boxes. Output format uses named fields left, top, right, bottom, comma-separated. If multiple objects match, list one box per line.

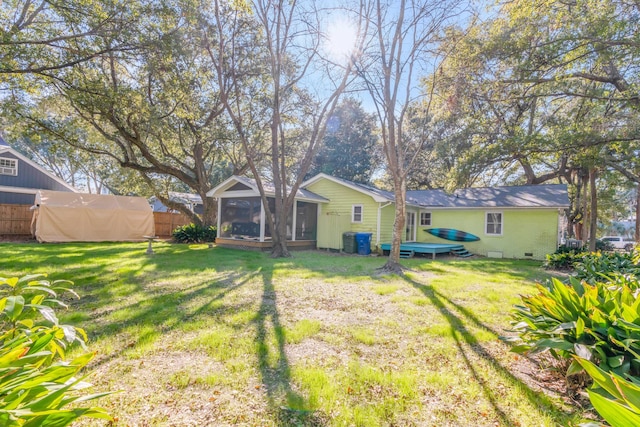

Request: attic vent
left=0, top=157, right=17, bottom=176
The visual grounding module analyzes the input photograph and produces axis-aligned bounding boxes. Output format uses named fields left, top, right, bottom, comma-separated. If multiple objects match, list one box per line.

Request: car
left=600, top=236, right=636, bottom=251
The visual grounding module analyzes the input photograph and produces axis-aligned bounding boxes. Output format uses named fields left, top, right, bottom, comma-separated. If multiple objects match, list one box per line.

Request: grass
left=1, top=242, right=587, bottom=426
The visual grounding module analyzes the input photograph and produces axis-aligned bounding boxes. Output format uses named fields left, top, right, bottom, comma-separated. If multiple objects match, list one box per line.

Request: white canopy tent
left=32, top=190, right=154, bottom=242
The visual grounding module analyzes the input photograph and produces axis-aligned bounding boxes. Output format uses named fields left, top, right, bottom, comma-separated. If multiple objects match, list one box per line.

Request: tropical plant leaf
left=588, top=389, right=640, bottom=427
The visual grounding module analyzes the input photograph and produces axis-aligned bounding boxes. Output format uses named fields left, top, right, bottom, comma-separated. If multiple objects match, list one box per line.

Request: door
left=406, top=212, right=416, bottom=242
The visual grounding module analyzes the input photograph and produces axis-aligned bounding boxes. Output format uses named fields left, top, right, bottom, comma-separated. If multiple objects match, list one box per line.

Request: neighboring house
left=0, top=136, right=77, bottom=204
left=207, top=175, right=328, bottom=250
left=150, top=192, right=204, bottom=215
left=302, top=173, right=570, bottom=260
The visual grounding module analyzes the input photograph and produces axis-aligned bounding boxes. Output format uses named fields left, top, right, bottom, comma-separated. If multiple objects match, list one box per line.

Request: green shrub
left=172, top=223, right=217, bottom=243
left=574, top=250, right=640, bottom=284
left=575, top=357, right=640, bottom=427
left=0, top=274, right=111, bottom=426
left=506, top=276, right=640, bottom=377
left=596, top=239, right=614, bottom=252
left=545, top=248, right=587, bottom=269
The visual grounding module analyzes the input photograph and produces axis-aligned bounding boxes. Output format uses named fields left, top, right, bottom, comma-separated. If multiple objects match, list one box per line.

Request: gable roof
left=302, top=173, right=395, bottom=203
left=207, top=175, right=328, bottom=203
left=0, top=139, right=77, bottom=192
left=304, top=173, right=569, bottom=209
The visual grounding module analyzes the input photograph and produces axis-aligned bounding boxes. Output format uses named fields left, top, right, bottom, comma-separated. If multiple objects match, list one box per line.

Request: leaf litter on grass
left=2, top=244, right=588, bottom=426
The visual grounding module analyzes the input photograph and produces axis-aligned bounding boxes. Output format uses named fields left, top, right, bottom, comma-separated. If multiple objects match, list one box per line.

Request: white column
left=259, top=200, right=266, bottom=242
left=216, top=197, right=222, bottom=237
left=292, top=200, right=297, bottom=241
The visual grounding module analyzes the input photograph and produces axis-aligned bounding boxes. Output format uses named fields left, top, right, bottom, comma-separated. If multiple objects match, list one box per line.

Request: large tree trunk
left=383, top=177, right=406, bottom=273
left=581, top=171, right=588, bottom=243
left=636, top=183, right=640, bottom=243
left=201, top=196, right=217, bottom=227
left=271, top=195, right=291, bottom=258
left=588, top=168, right=598, bottom=252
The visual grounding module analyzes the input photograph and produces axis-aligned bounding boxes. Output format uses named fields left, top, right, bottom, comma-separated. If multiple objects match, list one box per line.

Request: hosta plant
left=0, top=274, right=111, bottom=426
left=574, top=250, right=640, bottom=284
left=575, top=357, right=640, bottom=427
left=545, top=249, right=588, bottom=270
left=506, top=276, right=640, bottom=377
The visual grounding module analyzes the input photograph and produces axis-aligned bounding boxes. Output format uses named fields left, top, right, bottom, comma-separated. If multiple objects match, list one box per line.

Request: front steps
left=451, top=247, right=473, bottom=258
left=399, top=249, right=414, bottom=258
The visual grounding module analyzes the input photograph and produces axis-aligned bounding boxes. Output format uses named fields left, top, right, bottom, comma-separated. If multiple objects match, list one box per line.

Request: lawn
left=0, top=242, right=589, bottom=426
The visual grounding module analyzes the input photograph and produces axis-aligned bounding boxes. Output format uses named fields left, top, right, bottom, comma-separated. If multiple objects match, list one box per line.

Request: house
left=150, top=192, right=204, bottom=215
left=206, top=173, right=569, bottom=259
left=302, top=173, right=569, bottom=260
left=0, top=136, right=77, bottom=205
left=207, top=175, right=328, bottom=250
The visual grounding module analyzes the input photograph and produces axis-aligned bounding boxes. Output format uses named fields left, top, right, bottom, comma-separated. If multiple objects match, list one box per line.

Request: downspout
left=377, top=202, right=392, bottom=247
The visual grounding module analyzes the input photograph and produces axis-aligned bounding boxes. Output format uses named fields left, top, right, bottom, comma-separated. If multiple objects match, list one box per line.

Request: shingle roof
left=406, top=189, right=451, bottom=207
left=450, top=184, right=569, bottom=208
left=307, top=174, right=569, bottom=209
left=169, top=192, right=202, bottom=204
left=408, top=184, right=569, bottom=208
left=0, top=135, right=8, bottom=147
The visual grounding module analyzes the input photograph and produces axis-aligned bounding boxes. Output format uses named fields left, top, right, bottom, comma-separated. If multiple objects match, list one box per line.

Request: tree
left=355, top=0, right=466, bottom=271
left=212, top=0, right=364, bottom=257
left=306, top=97, right=379, bottom=183
left=419, top=0, right=640, bottom=249
left=2, top=110, right=130, bottom=194
left=0, top=0, right=142, bottom=79
left=3, top=1, right=256, bottom=225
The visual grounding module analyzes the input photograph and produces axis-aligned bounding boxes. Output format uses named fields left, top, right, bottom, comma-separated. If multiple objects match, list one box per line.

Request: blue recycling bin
left=355, top=232, right=373, bottom=255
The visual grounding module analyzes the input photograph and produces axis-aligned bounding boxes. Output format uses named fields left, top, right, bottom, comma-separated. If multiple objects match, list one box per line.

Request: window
left=420, top=211, right=431, bottom=226
left=486, top=212, right=503, bottom=235
left=352, top=205, right=363, bottom=223
left=0, top=157, right=17, bottom=176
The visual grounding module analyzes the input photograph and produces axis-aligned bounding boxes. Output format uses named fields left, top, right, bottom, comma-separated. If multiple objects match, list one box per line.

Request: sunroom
left=206, top=175, right=327, bottom=250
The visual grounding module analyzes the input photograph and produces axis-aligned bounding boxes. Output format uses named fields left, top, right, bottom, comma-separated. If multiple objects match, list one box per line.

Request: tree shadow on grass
left=85, top=268, right=257, bottom=369
left=253, top=265, right=327, bottom=426
left=403, top=275, right=576, bottom=426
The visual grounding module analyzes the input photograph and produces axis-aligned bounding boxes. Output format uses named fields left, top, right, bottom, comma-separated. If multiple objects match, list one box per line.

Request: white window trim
left=419, top=211, right=432, bottom=226
left=352, top=204, right=363, bottom=223
left=0, top=156, right=18, bottom=176
left=485, top=211, right=503, bottom=236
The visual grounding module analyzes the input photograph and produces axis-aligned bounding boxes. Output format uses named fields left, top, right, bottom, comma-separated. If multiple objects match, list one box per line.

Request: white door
left=406, top=212, right=416, bottom=242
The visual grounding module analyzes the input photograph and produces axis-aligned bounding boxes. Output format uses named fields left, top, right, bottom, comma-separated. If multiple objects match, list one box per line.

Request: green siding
left=379, top=204, right=395, bottom=244
left=305, top=179, right=381, bottom=250
left=306, top=177, right=561, bottom=259
left=416, top=208, right=560, bottom=259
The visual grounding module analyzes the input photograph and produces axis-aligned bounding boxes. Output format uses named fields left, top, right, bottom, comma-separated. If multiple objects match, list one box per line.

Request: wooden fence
left=0, top=204, right=192, bottom=238
left=0, top=204, right=32, bottom=235
left=153, top=211, right=192, bottom=237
